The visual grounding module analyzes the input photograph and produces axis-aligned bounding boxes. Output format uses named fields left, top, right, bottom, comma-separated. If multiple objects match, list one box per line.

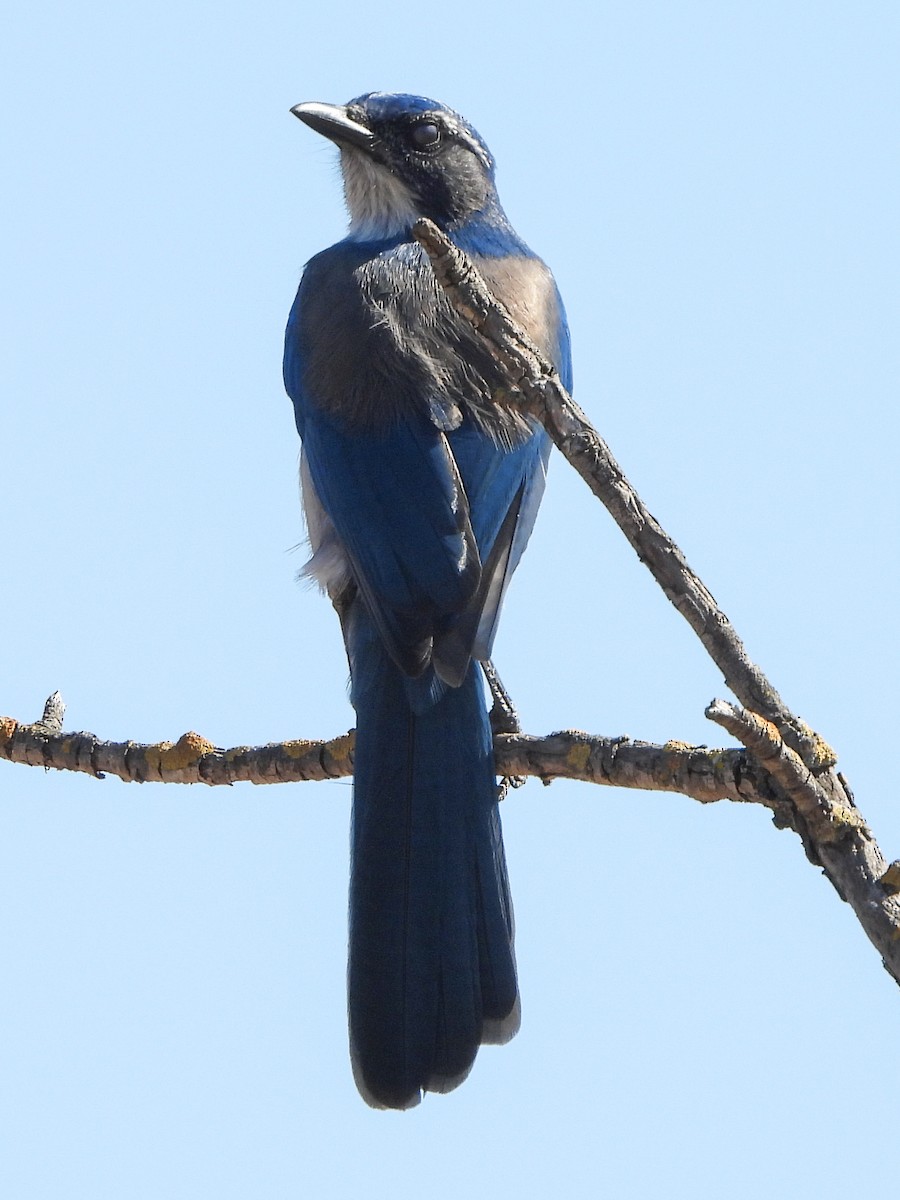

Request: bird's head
left=291, top=92, right=500, bottom=240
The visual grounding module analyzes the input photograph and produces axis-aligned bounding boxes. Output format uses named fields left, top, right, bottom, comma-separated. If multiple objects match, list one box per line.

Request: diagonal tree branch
left=408, top=216, right=900, bottom=985
left=412, top=218, right=832, bottom=772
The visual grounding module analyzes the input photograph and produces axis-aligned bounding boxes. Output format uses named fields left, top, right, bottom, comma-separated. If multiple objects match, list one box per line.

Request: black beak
left=290, top=102, right=376, bottom=151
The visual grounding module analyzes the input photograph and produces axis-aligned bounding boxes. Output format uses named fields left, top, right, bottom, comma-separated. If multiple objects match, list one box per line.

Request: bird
left=283, top=92, right=571, bottom=1109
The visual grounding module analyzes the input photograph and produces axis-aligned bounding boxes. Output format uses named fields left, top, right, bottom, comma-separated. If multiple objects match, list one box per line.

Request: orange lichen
left=156, top=731, right=216, bottom=772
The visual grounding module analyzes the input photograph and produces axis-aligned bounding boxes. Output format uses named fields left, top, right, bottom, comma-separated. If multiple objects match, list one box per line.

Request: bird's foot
left=483, top=660, right=526, bottom=799
left=482, top=659, right=521, bottom=736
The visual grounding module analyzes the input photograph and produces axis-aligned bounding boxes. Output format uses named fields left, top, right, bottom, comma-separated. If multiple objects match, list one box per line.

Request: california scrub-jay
left=283, top=92, right=571, bottom=1109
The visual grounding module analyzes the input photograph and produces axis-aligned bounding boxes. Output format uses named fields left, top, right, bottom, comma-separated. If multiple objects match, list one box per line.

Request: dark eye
left=410, top=121, right=441, bottom=149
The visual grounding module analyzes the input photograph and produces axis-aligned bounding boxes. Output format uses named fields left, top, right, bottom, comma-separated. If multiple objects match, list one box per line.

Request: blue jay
left=283, top=93, right=571, bottom=1109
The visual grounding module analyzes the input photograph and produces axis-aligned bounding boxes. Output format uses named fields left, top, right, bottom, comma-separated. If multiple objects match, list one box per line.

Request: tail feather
left=348, top=614, right=518, bottom=1109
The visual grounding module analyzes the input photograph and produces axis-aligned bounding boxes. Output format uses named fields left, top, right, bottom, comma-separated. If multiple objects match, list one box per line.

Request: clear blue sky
left=3, top=2, right=899, bottom=1196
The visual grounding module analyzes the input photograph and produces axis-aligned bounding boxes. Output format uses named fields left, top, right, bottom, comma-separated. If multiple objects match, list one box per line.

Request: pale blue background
left=3, top=2, right=899, bottom=1196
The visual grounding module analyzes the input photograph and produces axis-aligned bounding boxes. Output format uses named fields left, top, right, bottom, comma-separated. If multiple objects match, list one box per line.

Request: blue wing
left=284, top=239, right=569, bottom=684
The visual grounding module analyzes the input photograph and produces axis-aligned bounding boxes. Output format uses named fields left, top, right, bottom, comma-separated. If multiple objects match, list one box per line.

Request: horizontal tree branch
left=0, top=693, right=789, bottom=818
left=0, top=699, right=355, bottom=786
left=6, top=692, right=900, bottom=984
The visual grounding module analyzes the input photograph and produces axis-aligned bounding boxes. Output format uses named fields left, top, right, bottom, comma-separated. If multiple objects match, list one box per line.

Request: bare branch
left=412, top=218, right=832, bottom=772
left=0, top=700, right=354, bottom=786
left=410, top=216, right=900, bottom=986
left=0, top=697, right=789, bottom=812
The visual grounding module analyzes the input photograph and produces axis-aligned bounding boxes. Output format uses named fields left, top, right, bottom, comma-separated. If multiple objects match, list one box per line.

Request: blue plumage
left=283, top=93, right=571, bottom=1108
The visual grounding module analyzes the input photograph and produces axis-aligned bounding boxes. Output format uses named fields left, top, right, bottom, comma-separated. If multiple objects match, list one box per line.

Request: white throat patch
left=340, top=147, right=419, bottom=241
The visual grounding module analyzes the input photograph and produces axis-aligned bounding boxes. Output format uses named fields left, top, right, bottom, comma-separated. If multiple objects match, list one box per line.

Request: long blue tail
left=347, top=611, right=519, bottom=1110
